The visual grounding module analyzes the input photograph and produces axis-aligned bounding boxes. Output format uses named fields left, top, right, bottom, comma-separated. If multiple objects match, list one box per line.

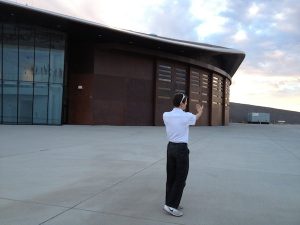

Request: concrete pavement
left=0, top=124, right=300, bottom=225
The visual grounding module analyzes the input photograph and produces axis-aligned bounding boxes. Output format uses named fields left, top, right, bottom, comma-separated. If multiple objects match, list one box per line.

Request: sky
left=10, top=0, right=300, bottom=112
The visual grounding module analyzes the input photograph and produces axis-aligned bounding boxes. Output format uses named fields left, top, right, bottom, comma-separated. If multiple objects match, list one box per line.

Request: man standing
left=163, top=93, right=203, bottom=217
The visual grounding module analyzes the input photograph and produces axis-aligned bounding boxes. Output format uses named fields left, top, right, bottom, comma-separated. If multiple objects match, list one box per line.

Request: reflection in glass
left=0, top=23, right=2, bottom=80
left=18, top=82, right=33, bottom=124
left=50, top=33, right=65, bottom=84
left=35, top=29, right=50, bottom=82
left=3, top=24, right=18, bottom=80
left=0, top=24, right=2, bottom=123
left=33, top=83, right=48, bottom=124
left=19, top=27, right=34, bottom=81
left=48, top=84, right=63, bottom=124
left=50, top=49, right=64, bottom=83
left=0, top=80, right=2, bottom=123
left=3, top=80, right=18, bottom=123
left=1, top=24, right=65, bottom=125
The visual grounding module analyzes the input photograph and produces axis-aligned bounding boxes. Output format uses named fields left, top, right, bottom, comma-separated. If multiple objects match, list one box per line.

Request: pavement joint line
left=38, top=157, right=166, bottom=225
left=71, top=157, right=166, bottom=208
left=39, top=208, right=73, bottom=225
left=0, top=150, right=42, bottom=159
left=258, top=129, right=300, bottom=161
left=0, top=146, right=72, bottom=159
left=0, top=197, right=71, bottom=209
left=195, top=165, right=300, bottom=177
left=189, top=136, right=213, bottom=148
left=69, top=207, right=185, bottom=225
left=267, top=138, right=300, bottom=161
left=0, top=143, right=94, bottom=159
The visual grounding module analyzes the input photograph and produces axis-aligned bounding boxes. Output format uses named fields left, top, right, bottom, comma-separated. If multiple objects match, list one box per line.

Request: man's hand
left=196, top=104, right=203, bottom=113
left=195, top=104, right=204, bottom=120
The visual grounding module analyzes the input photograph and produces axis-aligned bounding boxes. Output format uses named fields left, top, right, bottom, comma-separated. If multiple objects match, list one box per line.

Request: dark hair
left=173, top=93, right=187, bottom=107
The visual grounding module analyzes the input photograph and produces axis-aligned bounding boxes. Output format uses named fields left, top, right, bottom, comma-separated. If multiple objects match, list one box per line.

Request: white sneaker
left=163, top=205, right=184, bottom=217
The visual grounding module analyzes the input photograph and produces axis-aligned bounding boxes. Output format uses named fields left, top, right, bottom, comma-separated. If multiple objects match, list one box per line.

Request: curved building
left=0, top=1, right=245, bottom=126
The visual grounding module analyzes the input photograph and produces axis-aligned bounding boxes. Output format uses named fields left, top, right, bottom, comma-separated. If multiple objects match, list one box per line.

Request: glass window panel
left=18, top=81, right=33, bottom=124
left=0, top=24, right=2, bottom=123
left=3, top=24, right=18, bottom=81
left=48, top=83, right=62, bottom=125
left=1, top=25, right=66, bottom=125
left=0, top=80, right=2, bottom=123
left=33, top=83, right=48, bottom=124
left=19, top=27, right=34, bottom=82
left=0, top=23, right=2, bottom=80
left=3, top=80, right=17, bottom=123
left=35, top=29, right=50, bottom=82
left=49, top=33, right=65, bottom=84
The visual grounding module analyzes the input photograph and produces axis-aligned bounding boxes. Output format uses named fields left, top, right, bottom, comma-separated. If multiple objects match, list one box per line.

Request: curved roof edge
left=0, top=0, right=245, bottom=77
left=121, top=29, right=245, bottom=55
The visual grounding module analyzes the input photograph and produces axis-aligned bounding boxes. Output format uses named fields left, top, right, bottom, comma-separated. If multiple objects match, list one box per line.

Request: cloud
left=248, top=2, right=261, bottom=17
left=274, top=12, right=285, bottom=21
left=189, top=0, right=229, bottom=40
left=145, top=0, right=199, bottom=41
left=231, top=70, right=300, bottom=111
left=17, top=0, right=167, bottom=31
left=253, top=43, right=300, bottom=77
left=232, top=29, right=248, bottom=42
left=272, top=6, right=300, bottom=33
left=264, top=50, right=285, bottom=59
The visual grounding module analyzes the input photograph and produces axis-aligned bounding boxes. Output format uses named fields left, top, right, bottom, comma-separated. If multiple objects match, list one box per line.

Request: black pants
left=165, top=142, right=189, bottom=209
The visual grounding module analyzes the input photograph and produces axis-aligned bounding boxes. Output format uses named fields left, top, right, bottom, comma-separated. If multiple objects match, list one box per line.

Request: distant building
left=248, top=112, right=270, bottom=124
left=230, top=102, right=300, bottom=124
left=0, top=1, right=245, bottom=126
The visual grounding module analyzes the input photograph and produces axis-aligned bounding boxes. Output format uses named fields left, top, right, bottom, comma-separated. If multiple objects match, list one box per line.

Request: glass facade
left=0, top=23, right=65, bottom=125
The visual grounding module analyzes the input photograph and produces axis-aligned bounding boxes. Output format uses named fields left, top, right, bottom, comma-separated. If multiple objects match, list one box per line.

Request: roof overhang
left=0, top=0, right=245, bottom=77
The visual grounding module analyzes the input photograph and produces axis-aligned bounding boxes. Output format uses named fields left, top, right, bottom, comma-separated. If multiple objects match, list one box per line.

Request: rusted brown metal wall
left=210, top=74, right=224, bottom=126
left=223, top=78, right=230, bottom=125
left=68, top=44, right=232, bottom=126
left=154, top=60, right=187, bottom=125
left=68, top=43, right=94, bottom=124
left=68, top=74, right=94, bottom=124
left=68, top=46, right=154, bottom=125
left=155, top=62, right=230, bottom=126
left=92, top=49, right=154, bottom=125
left=189, top=67, right=211, bottom=126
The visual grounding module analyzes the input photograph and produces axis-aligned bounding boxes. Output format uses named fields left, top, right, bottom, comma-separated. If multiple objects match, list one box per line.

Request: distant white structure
left=248, top=112, right=270, bottom=124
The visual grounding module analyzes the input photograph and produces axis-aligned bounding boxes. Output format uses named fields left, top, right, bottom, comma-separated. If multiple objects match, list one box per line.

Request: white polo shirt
left=163, top=108, right=197, bottom=144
